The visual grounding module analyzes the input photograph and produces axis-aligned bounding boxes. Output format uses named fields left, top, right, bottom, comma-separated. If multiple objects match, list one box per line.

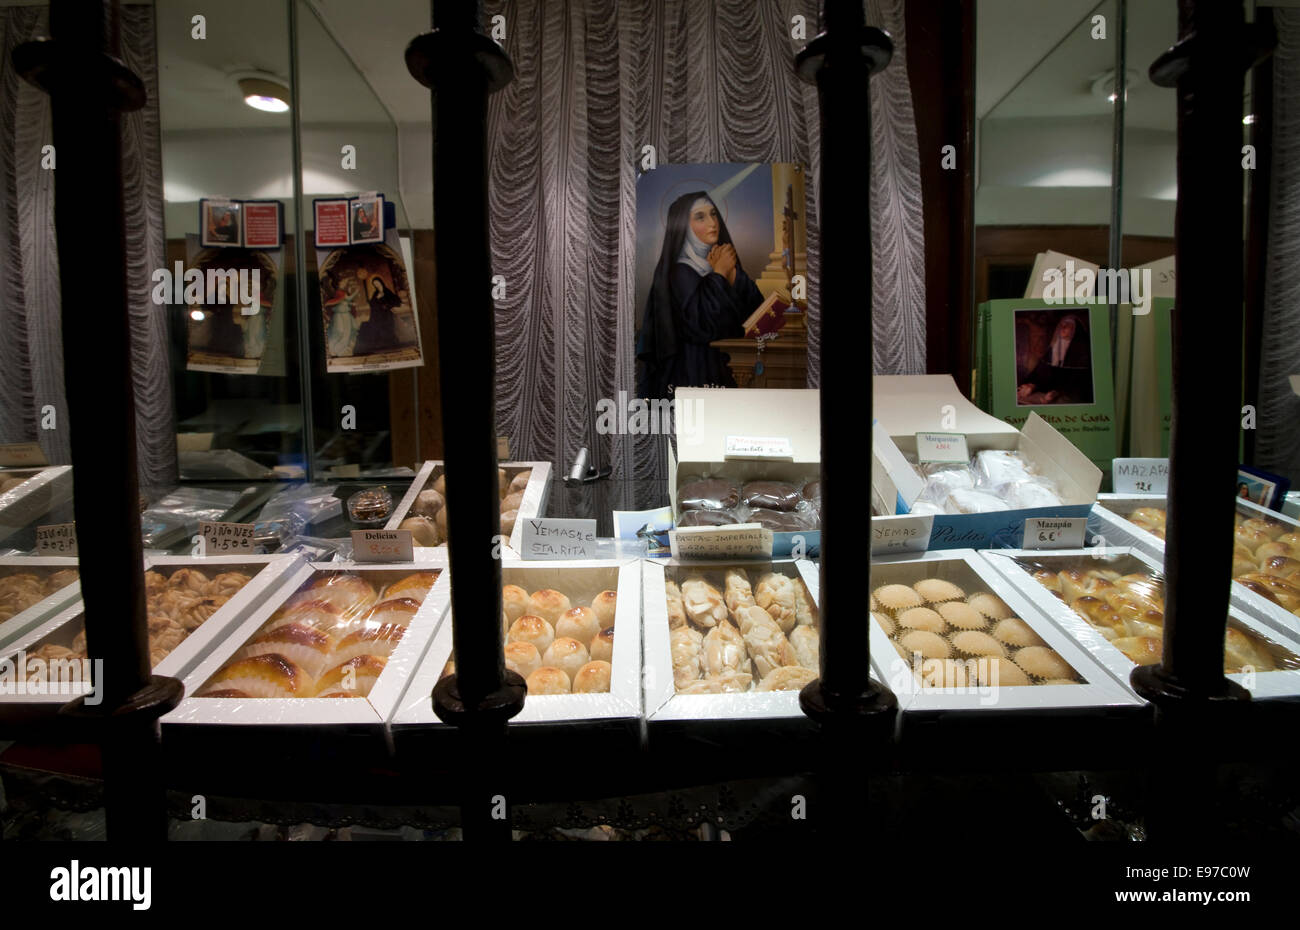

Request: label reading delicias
left=351, top=529, right=414, bottom=562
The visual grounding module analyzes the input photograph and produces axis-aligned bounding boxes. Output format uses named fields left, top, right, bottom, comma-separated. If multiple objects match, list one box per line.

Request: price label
left=199, top=521, right=256, bottom=554
left=351, top=529, right=414, bottom=562
left=870, top=514, right=934, bottom=555
left=724, top=435, right=794, bottom=461
left=915, top=432, right=969, bottom=464
left=0, top=442, right=47, bottom=467
left=521, top=518, right=598, bottom=560
left=35, top=523, right=77, bottom=555
left=1022, top=517, right=1086, bottom=550
left=1112, top=458, right=1169, bottom=495
left=670, top=524, right=773, bottom=560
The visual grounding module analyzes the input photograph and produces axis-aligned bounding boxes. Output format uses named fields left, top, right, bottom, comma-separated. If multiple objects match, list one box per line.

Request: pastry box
left=668, top=388, right=822, bottom=558
left=643, top=557, right=845, bottom=725
left=866, top=549, right=1141, bottom=716
left=1090, top=495, right=1300, bottom=642
left=871, top=375, right=1102, bottom=551
left=0, top=556, right=81, bottom=651
left=981, top=546, right=1300, bottom=701
left=390, top=559, right=641, bottom=746
left=164, top=559, right=450, bottom=737
left=0, top=554, right=302, bottom=714
left=385, top=459, right=551, bottom=556
left=0, top=465, right=74, bottom=551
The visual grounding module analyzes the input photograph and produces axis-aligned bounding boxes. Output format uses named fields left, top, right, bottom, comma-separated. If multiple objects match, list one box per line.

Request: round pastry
left=501, top=490, right=524, bottom=512
left=1070, top=596, right=1127, bottom=636
left=967, top=592, right=1012, bottom=621
left=541, top=637, right=590, bottom=681
left=1014, top=646, right=1076, bottom=680
left=527, top=589, right=571, bottom=623
left=500, top=509, right=518, bottom=539
left=498, top=467, right=509, bottom=498
left=1111, top=636, right=1162, bottom=666
left=1031, top=569, right=1062, bottom=593
left=951, top=630, right=1006, bottom=658
left=898, top=630, right=950, bottom=660
left=936, top=601, right=987, bottom=631
left=435, top=506, right=448, bottom=540
left=240, top=622, right=337, bottom=678
left=508, top=614, right=555, bottom=655
left=802, top=480, right=821, bottom=501
left=870, top=611, right=896, bottom=637
left=504, top=641, right=542, bottom=680
left=591, top=589, right=618, bottom=628
left=973, top=656, right=1030, bottom=687
left=384, top=572, right=437, bottom=602
left=1238, top=573, right=1300, bottom=611
left=264, top=597, right=345, bottom=637
left=873, top=584, right=923, bottom=612
left=205, top=572, right=252, bottom=598
left=1242, top=517, right=1286, bottom=539
left=572, top=660, right=612, bottom=693
left=555, top=606, right=601, bottom=646
left=1254, top=542, right=1294, bottom=564
left=992, top=617, right=1045, bottom=648
left=413, top=488, right=445, bottom=517
left=508, top=470, right=532, bottom=495
left=589, top=627, right=615, bottom=663
left=206, top=653, right=312, bottom=698
left=71, top=628, right=87, bottom=656
left=912, top=578, right=965, bottom=604
left=432, top=472, right=446, bottom=496
left=526, top=666, right=571, bottom=695
left=315, top=654, right=387, bottom=697
left=401, top=515, right=440, bottom=547
left=1275, top=531, right=1300, bottom=550
left=165, top=568, right=210, bottom=593
left=294, top=573, right=378, bottom=617
left=1235, top=525, right=1271, bottom=551
left=502, top=584, right=531, bottom=622
left=1261, top=555, right=1300, bottom=582
left=896, top=606, right=947, bottom=634
left=918, top=658, right=967, bottom=689
left=755, top=665, right=818, bottom=692
left=44, top=569, right=79, bottom=593
left=361, top=597, right=422, bottom=628
left=334, top=623, right=406, bottom=665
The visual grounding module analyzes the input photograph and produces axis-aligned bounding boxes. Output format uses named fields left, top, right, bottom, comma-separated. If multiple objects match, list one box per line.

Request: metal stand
left=12, top=0, right=182, bottom=842
left=406, top=0, right=524, bottom=842
left=795, top=0, right=898, bottom=835
left=1132, top=0, right=1273, bottom=841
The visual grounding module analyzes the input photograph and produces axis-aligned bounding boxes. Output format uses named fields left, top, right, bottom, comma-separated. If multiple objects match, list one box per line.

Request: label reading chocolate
left=723, top=435, right=794, bottom=461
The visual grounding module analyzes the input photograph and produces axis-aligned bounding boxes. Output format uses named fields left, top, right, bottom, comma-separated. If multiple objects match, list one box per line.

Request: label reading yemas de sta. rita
left=35, top=523, right=77, bottom=555
left=199, top=521, right=255, bottom=554
left=522, top=518, right=597, bottom=560
left=351, top=529, right=414, bottom=562
left=915, top=432, right=969, bottom=464
left=1112, top=457, right=1169, bottom=495
left=1022, top=516, right=1086, bottom=550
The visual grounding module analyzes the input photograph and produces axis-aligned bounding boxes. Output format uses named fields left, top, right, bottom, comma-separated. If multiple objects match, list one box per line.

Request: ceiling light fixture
left=1243, top=113, right=1256, bottom=125
left=237, top=74, right=290, bottom=113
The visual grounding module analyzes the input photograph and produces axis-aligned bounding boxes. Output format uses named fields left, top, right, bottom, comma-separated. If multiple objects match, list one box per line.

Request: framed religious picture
left=349, top=194, right=384, bottom=245
left=183, top=235, right=285, bottom=376
left=1237, top=465, right=1290, bottom=511
left=199, top=198, right=242, bottom=248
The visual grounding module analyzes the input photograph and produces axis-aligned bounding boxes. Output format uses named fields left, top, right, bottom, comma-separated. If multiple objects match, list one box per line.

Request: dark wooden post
left=406, top=0, right=524, bottom=841
left=12, top=0, right=183, bottom=840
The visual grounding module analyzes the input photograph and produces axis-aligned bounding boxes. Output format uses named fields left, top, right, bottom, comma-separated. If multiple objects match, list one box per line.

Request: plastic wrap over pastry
left=919, top=462, right=976, bottom=498
left=998, top=478, right=1063, bottom=510
left=676, top=509, right=740, bottom=527
left=740, top=480, right=802, bottom=512
left=746, top=507, right=818, bottom=532
left=677, top=476, right=741, bottom=511
left=972, top=449, right=1036, bottom=487
left=944, top=488, right=1011, bottom=514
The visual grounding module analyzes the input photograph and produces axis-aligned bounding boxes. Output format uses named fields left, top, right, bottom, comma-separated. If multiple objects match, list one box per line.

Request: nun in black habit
left=636, top=191, right=765, bottom=399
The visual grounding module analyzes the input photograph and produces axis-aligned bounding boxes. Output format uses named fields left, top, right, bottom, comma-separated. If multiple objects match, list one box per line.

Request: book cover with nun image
left=634, top=163, right=806, bottom=400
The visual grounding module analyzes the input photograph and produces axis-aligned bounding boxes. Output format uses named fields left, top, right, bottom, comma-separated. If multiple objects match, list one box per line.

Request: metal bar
left=1108, top=0, right=1127, bottom=390
left=288, top=0, right=316, bottom=481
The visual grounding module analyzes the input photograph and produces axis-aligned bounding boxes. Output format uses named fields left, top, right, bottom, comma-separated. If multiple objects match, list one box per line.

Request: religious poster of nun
left=184, top=235, right=286, bottom=376
left=634, top=162, right=807, bottom=400
left=315, top=225, right=423, bottom=373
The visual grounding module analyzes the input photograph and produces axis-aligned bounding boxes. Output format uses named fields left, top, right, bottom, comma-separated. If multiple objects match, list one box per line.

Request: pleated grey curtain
left=1257, top=9, right=1300, bottom=483
left=0, top=4, right=175, bottom=485
left=486, top=0, right=926, bottom=506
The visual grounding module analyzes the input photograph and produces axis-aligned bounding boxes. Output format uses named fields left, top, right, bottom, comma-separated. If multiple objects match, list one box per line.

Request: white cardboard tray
left=0, top=465, right=74, bottom=545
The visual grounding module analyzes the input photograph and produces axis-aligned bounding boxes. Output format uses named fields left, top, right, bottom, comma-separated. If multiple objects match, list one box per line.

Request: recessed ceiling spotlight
left=235, top=73, right=290, bottom=113
left=190, top=309, right=206, bottom=321
left=1243, top=113, right=1256, bottom=125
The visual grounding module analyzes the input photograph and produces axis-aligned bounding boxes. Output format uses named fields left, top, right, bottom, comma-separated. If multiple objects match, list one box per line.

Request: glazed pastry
left=288, top=573, right=377, bottom=619
left=264, top=598, right=345, bottom=636
left=1237, top=579, right=1281, bottom=606
left=527, top=666, right=571, bottom=695
left=870, top=611, right=896, bottom=637
left=1014, top=646, right=1076, bottom=680
left=935, top=602, right=986, bottom=631
left=664, top=580, right=688, bottom=630
left=992, top=617, right=1045, bottom=648
left=384, top=572, right=437, bottom=602
left=435, top=507, right=448, bottom=541
left=572, top=660, right=612, bottom=694
left=589, top=589, right=617, bottom=629
left=967, top=593, right=1012, bottom=621
left=501, top=491, right=524, bottom=512
left=951, top=630, right=1006, bottom=658
left=589, top=627, right=614, bottom=663
left=334, top=623, right=406, bottom=666
left=500, top=509, right=518, bottom=539
left=918, top=658, right=968, bottom=689
left=498, top=467, right=509, bottom=498
left=896, top=607, right=947, bottom=634
left=502, top=584, right=531, bottom=623
left=401, top=515, right=440, bottom=547
left=1125, top=617, right=1164, bottom=639
left=703, top=621, right=750, bottom=677
left=912, top=578, right=965, bottom=604
left=1242, top=517, right=1285, bottom=539
left=681, top=576, right=728, bottom=628
left=315, top=654, right=387, bottom=697
left=555, top=606, right=601, bottom=647
left=791, top=583, right=816, bottom=629
left=723, top=569, right=756, bottom=613
left=1237, top=573, right=1300, bottom=611
left=541, top=637, right=590, bottom=681
left=740, top=612, right=796, bottom=679
left=678, top=670, right=752, bottom=693
left=1235, top=525, right=1271, bottom=552
left=1111, top=636, right=1162, bottom=666
left=527, top=589, right=571, bottom=624
left=1223, top=628, right=1275, bottom=672
left=755, top=666, right=817, bottom=692
left=788, top=625, right=819, bottom=670
left=508, top=615, right=555, bottom=655
left=504, top=641, right=542, bottom=680
left=1031, top=569, right=1062, bottom=594
left=413, top=488, right=445, bottom=517
left=872, top=583, right=923, bottom=612
left=239, top=622, right=337, bottom=678
left=360, top=597, right=422, bottom=629
left=432, top=472, right=446, bottom=496
left=1070, top=596, right=1127, bottom=637
left=205, top=653, right=312, bottom=697
left=508, top=470, right=532, bottom=495
left=899, top=630, right=950, bottom=660
left=670, top=626, right=704, bottom=687
left=1260, top=556, right=1300, bottom=583
left=754, top=573, right=798, bottom=633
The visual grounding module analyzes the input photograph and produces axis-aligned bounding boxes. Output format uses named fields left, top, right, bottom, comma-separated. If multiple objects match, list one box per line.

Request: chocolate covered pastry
left=747, top=508, right=808, bottom=532
left=676, top=509, right=739, bottom=527
left=741, top=480, right=802, bottom=512
left=677, top=477, right=741, bottom=511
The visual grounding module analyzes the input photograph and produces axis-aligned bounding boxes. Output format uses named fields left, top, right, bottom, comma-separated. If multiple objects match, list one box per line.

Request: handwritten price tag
left=199, top=521, right=255, bottom=555
left=351, top=529, right=414, bottom=562
left=670, top=525, right=774, bottom=560
left=1113, top=458, right=1169, bottom=495
left=724, top=435, right=794, bottom=461
left=915, top=432, right=969, bottom=464
left=35, top=523, right=77, bottom=555
left=522, top=518, right=597, bottom=560
left=871, top=515, right=934, bottom=555
left=1022, top=517, right=1086, bottom=550
left=0, top=442, right=47, bottom=467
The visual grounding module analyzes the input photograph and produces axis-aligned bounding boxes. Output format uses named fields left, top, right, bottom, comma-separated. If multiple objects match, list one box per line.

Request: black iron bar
left=407, top=0, right=524, bottom=842
left=12, top=0, right=182, bottom=841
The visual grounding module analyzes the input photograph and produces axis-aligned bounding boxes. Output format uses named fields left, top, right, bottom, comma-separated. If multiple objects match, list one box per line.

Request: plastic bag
left=140, top=486, right=243, bottom=549
left=678, top=476, right=741, bottom=511
left=740, top=480, right=802, bottom=512
left=255, top=484, right=342, bottom=543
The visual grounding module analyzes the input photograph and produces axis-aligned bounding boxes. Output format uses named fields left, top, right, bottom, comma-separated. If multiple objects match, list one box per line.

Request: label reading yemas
left=870, top=515, right=933, bottom=555
left=1112, top=458, right=1169, bottom=495
left=35, top=523, right=77, bottom=555
left=199, top=521, right=256, bottom=554
left=522, top=519, right=597, bottom=560
left=351, top=529, right=415, bottom=562
left=1022, top=517, right=1086, bottom=550
left=915, top=432, right=969, bottom=464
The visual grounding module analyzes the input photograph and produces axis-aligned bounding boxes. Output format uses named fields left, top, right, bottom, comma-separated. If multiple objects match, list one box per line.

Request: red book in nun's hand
left=744, top=290, right=792, bottom=338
